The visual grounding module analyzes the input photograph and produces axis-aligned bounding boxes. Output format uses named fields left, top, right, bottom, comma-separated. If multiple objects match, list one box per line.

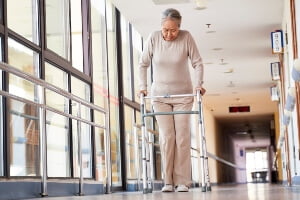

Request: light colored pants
left=152, top=97, right=194, bottom=186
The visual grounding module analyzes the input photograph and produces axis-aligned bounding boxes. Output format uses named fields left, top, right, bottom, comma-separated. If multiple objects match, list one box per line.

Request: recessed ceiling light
left=212, top=48, right=223, bottom=51
left=224, top=68, right=234, bottom=73
left=220, top=62, right=228, bottom=65
left=206, top=31, right=216, bottom=34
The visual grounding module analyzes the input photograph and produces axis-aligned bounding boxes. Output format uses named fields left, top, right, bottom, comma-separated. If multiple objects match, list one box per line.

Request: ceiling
left=110, top=0, right=284, bottom=136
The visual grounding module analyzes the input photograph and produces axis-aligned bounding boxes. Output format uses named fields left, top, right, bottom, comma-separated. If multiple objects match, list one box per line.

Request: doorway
left=246, top=148, right=269, bottom=183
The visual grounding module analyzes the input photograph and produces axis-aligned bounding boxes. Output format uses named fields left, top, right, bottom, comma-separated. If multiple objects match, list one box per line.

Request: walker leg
left=197, top=91, right=212, bottom=192
left=142, top=125, right=148, bottom=194
left=140, top=96, right=148, bottom=194
left=145, top=134, right=152, bottom=193
left=148, top=131, right=154, bottom=193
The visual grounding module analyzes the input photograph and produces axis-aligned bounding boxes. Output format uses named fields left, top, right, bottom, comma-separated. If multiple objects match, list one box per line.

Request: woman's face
left=161, top=19, right=179, bottom=41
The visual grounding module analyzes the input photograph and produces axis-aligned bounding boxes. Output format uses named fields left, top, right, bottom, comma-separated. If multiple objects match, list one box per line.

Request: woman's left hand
left=195, top=87, right=206, bottom=95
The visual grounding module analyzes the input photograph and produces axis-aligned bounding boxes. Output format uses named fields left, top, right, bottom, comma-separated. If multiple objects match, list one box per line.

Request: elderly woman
left=139, top=8, right=205, bottom=192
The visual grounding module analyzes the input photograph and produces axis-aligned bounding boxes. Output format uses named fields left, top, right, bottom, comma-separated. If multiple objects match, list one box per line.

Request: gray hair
left=161, top=8, right=182, bottom=27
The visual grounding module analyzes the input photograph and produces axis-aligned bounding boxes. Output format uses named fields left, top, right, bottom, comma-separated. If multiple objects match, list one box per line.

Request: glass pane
left=120, top=16, right=131, bottom=99
left=71, top=76, right=92, bottom=178
left=71, top=0, right=83, bottom=72
left=45, top=0, right=70, bottom=60
left=7, top=0, right=39, bottom=44
left=9, top=100, right=40, bottom=176
left=90, top=2, right=108, bottom=181
left=46, top=111, right=70, bottom=177
left=8, top=38, right=39, bottom=102
left=71, top=76, right=91, bottom=121
left=95, top=125, right=106, bottom=182
left=44, top=63, right=70, bottom=177
left=7, top=38, right=40, bottom=176
left=91, top=0, right=108, bottom=109
left=124, top=105, right=136, bottom=179
left=132, top=27, right=143, bottom=101
left=106, top=1, right=122, bottom=186
left=45, top=62, right=69, bottom=112
left=8, top=38, right=39, bottom=76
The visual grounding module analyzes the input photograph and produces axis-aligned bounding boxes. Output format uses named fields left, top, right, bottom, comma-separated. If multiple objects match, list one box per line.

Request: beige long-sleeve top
left=139, top=30, right=204, bottom=96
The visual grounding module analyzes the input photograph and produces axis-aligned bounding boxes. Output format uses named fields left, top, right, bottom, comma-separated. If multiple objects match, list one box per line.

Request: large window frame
left=116, top=10, right=162, bottom=188
left=0, top=0, right=98, bottom=180
left=0, top=0, right=161, bottom=189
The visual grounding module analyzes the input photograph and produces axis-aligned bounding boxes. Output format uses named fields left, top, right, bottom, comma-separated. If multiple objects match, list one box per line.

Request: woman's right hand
left=138, top=90, right=148, bottom=97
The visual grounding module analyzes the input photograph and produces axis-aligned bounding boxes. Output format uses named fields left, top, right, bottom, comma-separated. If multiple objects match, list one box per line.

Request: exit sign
left=229, top=106, right=250, bottom=113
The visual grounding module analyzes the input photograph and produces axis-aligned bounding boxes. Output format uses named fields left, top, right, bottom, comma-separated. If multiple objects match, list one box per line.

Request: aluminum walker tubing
left=197, top=91, right=211, bottom=192
left=141, top=91, right=211, bottom=192
left=140, top=93, right=149, bottom=193
left=143, top=93, right=196, bottom=99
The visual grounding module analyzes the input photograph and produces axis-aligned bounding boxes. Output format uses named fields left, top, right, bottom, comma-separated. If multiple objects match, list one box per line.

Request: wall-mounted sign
left=271, top=30, right=284, bottom=54
left=270, top=86, right=279, bottom=101
left=270, top=62, right=280, bottom=80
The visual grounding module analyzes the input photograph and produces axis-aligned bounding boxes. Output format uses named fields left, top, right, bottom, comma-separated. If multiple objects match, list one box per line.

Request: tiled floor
left=28, top=183, right=300, bottom=200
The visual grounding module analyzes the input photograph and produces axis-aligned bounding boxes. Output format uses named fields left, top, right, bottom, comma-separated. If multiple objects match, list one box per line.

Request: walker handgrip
left=196, top=90, right=202, bottom=102
left=144, top=93, right=196, bottom=99
left=140, top=93, right=145, bottom=105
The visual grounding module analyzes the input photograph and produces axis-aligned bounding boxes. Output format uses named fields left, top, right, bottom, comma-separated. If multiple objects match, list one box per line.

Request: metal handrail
left=191, top=147, right=246, bottom=170
left=0, top=90, right=105, bottom=129
left=0, top=62, right=111, bottom=195
left=134, top=124, right=245, bottom=170
left=0, top=62, right=106, bottom=114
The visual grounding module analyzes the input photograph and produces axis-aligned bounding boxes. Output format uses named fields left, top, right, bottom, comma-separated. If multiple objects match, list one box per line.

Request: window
left=131, top=27, right=143, bottom=101
left=8, top=38, right=39, bottom=76
left=91, top=0, right=107, bottom=182
left=106, top=2, right=122, bottom=186
left=71, top=76, right=92, bottom=178
left=8, top=38, right=39, bottom=102
left=7, top=0, right=39, bottom=45
left=70, top=0, right=83, bottom=72
left=91, top=0, right=108, bottom=109
left=45, top=63, right=70, bottom=177
left=124, top=105, right=136, bottom=179
left=45, top=0, right=71, bottom=60
left=7, top=38, right=40, bottom=176
left=120, top=16, right=131, bottom=99
left=9, top=100, right=40, bottom=176
left=45, top=62, right=69, bottom=112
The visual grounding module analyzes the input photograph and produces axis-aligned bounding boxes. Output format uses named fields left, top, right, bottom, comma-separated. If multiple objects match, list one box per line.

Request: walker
left=140, top=91, right=211, bottom=193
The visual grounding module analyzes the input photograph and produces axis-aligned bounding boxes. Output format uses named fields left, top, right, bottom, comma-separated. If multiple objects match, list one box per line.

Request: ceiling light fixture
left=195, top=0, right=207, bottom=10
left=212, top=48, right=223, bottom=51
left=224, top=68, right=234, bottom=73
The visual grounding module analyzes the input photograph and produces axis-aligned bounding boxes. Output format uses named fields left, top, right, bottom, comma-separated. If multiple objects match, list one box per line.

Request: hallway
left=29, top=184, right=300, bottom=200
